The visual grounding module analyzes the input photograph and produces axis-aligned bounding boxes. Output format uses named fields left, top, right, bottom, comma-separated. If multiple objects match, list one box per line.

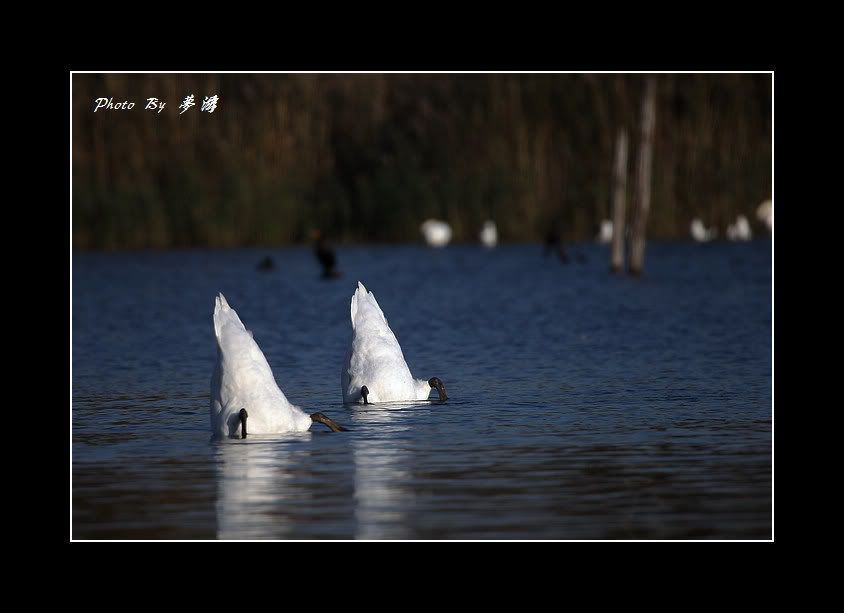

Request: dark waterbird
left=312, top=230, right=340, bottom=279
left=256, top=256, right=275, bottom=271
left=544, top=227, right=570, bottom=264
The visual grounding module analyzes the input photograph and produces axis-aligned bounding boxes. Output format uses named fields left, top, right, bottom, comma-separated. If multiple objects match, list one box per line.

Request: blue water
left=72, top=241, right=772, bottom=539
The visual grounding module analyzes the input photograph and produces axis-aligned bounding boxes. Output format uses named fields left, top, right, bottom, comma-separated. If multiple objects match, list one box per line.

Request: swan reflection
left=352, top=403, right=419, bottom=539
left=215, top=435, right=312, bottom=540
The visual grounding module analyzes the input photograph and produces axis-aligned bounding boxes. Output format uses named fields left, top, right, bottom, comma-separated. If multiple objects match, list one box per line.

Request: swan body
left=211, top=293, right=314, bottom=437
left=479, top=220, right=498, bottom=248
left=420, top=219, right=452, bottom=247
left=341, top=282, right=446, bottom=404
left=597, top=219, right=613, bottom=243
left=726, top=215, right=752, bottom=241
left=690, top=218, right=717, bottom=242
left=756, top=200, right=772, bottom=230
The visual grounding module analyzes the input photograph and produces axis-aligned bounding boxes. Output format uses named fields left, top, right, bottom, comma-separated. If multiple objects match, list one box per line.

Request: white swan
left=726, top=215, right=752, bottom=241
left=341, top=282, right=448, bottom=405
left=756, top=200, right=772, bottom=230
left=211, top=293, right=346, bottom=437
left=420, top=219, right=452, bottom=247
left=690, top=218, right=717, bottom=242
left=479, top=220, right=498, bottom=248
left=597, top=219, right=613, bottom=244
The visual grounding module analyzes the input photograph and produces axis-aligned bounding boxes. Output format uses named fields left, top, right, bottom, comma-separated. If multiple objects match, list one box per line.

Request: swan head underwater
left=342, top=282, right=449, bottom=405
left=211, top=293, right=347, bottom=438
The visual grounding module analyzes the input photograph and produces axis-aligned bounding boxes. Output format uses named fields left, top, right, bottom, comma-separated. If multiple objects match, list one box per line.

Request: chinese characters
left=179, top=95, right=195, bottom=114
left=201, top=95, right=218, bottom=113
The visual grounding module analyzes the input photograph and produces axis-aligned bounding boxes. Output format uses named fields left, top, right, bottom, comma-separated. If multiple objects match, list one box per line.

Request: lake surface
left=72, top=241, right=772, bottom=540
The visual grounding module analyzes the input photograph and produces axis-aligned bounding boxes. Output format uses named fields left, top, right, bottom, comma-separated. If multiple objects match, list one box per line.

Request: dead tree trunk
left=629, top=77, right=656, bottom=276
left=610, top=128, right=628, bottom=273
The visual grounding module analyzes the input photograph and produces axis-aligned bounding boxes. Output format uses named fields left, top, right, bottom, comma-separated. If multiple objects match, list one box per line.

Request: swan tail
left=213, top=292, right=246, bottom=341
left=350, top=282, right=364, bottom=328
left=350, top=281, right=387, bottom=329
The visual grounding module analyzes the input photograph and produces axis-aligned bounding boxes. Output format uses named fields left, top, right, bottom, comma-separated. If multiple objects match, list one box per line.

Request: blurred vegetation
left=72, top=73, right=772, bottom=249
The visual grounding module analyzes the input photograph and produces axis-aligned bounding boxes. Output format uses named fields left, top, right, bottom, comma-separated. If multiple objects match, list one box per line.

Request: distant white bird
left=726, top=215, right=753, bottom=241
left=756, top=200, right=772, bottom=230
left=479, top=220, right=498, bottom=248
left=341, top=282, right=448, bottom=405
left=597, top=219, right=613, bottom=244
left=690, top=218, right=717, bottom=242
left=211, top=293, right=346, bottom=437
left=420, top=219, right=452, bottom=247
